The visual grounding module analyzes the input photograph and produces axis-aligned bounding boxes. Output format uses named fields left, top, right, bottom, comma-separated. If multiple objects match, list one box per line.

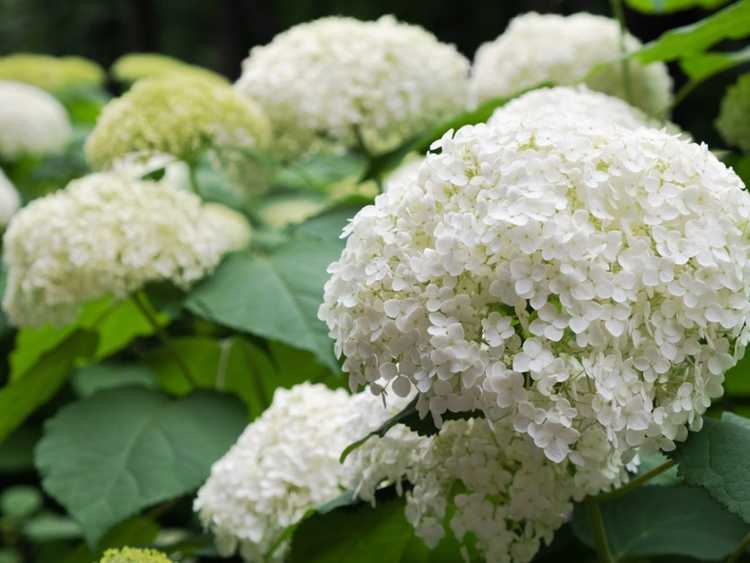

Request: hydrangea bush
left=2, top=5, right=750, bottom=563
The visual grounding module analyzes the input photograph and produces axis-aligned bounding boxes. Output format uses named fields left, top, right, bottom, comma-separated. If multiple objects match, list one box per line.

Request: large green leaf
left=572, top=485, right=750, bottom=559
left=36, top=387, right=247, bottom=546
left=680, top=45, right=750, bottom=81
left=71, top=362, right=156, bottom=397
left=0, top=330, right=97, bottom=442
left=145, top=336, right=285, bottom=416
left=670, top=412, right=750, bottom=522
left=635, top=1, right=750, bottom=64
left=625, top=0, right=729, bottom=13
left=288, top=497, right=414, bottom=563
left=186, top=223, right=348, bottom=371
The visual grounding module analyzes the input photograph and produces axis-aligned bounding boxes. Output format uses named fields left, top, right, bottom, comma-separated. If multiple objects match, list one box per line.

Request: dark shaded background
left=0, top=0, right=744, bottom=144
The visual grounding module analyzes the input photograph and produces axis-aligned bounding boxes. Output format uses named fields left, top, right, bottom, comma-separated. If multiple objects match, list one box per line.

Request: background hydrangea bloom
left=99, top=547, right=171, bottom=563
left=356, top=418, right=589, bottom=563
left=0, top=169, right=21, bottom=227
left=235, top=16, right=469, bottom=159
left=85, top=76, right=271, bottom=194
left=194, top=382, right=412, bottom=562
left=111, top=53, right=228, bottom=85
left=0, top=80, right=72, bottom=160
left=0, top=53, right=104, bottom=93
left=2, top=171, right=241, bottom=327
left=320, top=89, right=750, bottom=475
left=716, top=73, right=750, bottom=152
left=470, top=12, right=673, bottom=116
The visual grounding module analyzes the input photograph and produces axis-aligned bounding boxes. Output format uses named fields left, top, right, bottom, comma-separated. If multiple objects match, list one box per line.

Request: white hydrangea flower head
left=86, top=76, right=272, bottom=195
left=470, top=12, right=673, bottom=116
left=194, top=383, right=412, bottom=562
left=0, top=80, right=72, bottom=160
left=320, top=94, right=750, bottom=474
left=356, top=418, right=583, bottom=563
left=236, top=16, right=469, bottom=159
left=0, top=168, right=21, bottom=227
left=716, top=73, right=750, bottom=152
left=3, top=171, right=238, bottom=327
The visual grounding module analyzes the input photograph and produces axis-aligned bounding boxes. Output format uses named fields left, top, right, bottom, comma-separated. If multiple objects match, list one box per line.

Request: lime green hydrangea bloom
left=86, top=76, right=271, bottom=194
left=99, top=547, right=170, bottom=563
left=112, top=53, right=227, bottom=85
left=0, top=53, right=104, bottom=93
left=716, top=73, right=750, bottom=152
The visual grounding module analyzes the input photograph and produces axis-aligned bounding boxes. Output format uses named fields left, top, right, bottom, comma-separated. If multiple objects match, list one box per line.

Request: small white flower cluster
left=236, top=16, right=469, bottom=158
left=0, top=80, right=72, bottom=160
left=470, top=12, right=673, bottom=116
left=194, top=383, right=412, bottom=562
left=356, top=418, right=583, bottom=563
left=320, top=88, right=750, bottom=480
left=0, top=168, right=21, bottom=227
left=2, top=171, right=240, bottom=327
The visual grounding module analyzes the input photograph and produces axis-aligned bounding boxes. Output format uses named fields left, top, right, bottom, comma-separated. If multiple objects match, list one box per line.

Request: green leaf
left=572, top=485, right=750, bottom=559
left=23, top=513, right=82, bottom=542
left=288, top=497, right=413, bottom=563
left=680, top=45, right=750, bottom=81
left=36, top=387, right=247, bottom=546
left=267, top=340, right=341, bottom=388
left=724, top=346, right=750, bottom=396
left=625, top=0, right=729, bottom=13
left=635, top=1, right=750, bottom=64
left=0, top=330, right=98, bottom=442
left=635, top=451, right=681, bottom=486
left=273, top=152, right=368, bottom=193
left=670, top=412, right=750, bottom=523
left=186, top=232, right=346, bottom=372
left=0, top=425, right=40, bottom=474
left=71, top=362, right=156, bottom=397
left=0, top=486, right=42, bottom=519
left=145, top=336, right=282, bottom=416
left=60, top=516, right=160, bottom=563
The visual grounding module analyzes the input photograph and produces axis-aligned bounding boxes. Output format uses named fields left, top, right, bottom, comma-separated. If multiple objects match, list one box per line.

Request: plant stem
left=132, top=291, right=200, bottom=387
left=593, top=459, right=676, bottom=502
left=587, top=498, right=615, bottom=563
left=727, top=530, right=750, bottom=563
left=610, top=0, right=633, bottom=106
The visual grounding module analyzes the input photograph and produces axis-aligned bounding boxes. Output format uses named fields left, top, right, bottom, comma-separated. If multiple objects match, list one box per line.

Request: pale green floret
left=716, top=73, right=750, bottom=152
left=86, top=77, right=272, bottom=194
left=112, top=53, right=227, bottom=85
left=99, top=547, right=171, bottom=563
left=0, top=53, right=104, bottom=93
left=257, top=195, right=326, bottom=228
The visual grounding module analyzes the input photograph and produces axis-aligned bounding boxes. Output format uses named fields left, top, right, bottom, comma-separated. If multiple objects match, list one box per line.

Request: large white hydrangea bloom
left=235, top=16, right=469, bottom=158
left=355, top=418, right=585, bottom=563
left=0, top=169, right=21, bottom=227
left=0, top=80, right=72, bottom=160
left=470, top=13, right=673, bottom=116
left=3, top=171, right=241, bottom=326
left=194, top=383, right=412, bottom=562
left=319, top=89, right=750, bottom=472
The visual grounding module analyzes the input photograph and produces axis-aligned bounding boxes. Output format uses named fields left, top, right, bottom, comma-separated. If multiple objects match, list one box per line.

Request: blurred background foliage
left=0, top=0, right=744, bottom=145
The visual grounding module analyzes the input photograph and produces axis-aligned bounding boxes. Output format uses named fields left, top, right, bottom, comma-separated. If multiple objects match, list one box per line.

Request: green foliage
left=273, top=152, right=368, bottom=193
left=0, top=486, right=42, bottom=519
left=572, top=485, right=750, bottom=559
left=0, top=425, right=40, bottom=474
left=670, top=413, right=750, bottom=523
left=625, top=0, right=729, bottom=13
left=680, top=45, right=750, bottom=82
left=35, top=387, right=247, bottom=545
left=0, top=330, right=97, bottom=442
left=71, top=363, right=156, bottom=397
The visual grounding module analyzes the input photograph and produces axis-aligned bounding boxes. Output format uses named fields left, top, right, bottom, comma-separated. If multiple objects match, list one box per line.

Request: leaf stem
left=586, top=498, right=615, bottom=563
left=592, top=459, right=676, bottom=502
left=610, top=0, right=633, bottom=106
left=727, top=530, right=750, bottom=563
left=132, top=291, right=200, bottom=388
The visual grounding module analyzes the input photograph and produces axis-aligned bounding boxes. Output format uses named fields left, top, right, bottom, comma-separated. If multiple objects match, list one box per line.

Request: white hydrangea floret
left=194, top=383, right=412, bottom=562
left=320, top=88, right=750, bottom=478
left=354, top=418, right=585, bottom=563
left=3, top=171, right=241, bottom=326
left=0, top=80, right=72, bottom=160
left=236, top=16, right=469, bottom=158
left=0, top=168, right=21, bottom=227
left=470, top=12, right=673, bottom=115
